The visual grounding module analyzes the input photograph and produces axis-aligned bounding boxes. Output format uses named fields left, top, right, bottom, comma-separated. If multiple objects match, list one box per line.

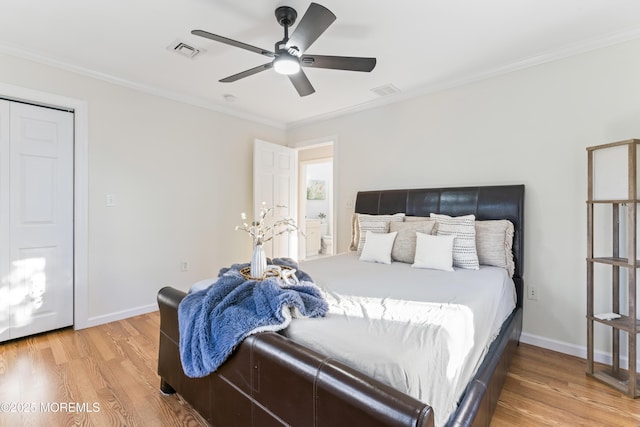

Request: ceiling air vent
left=370, top=84, right=401, bottom=97
left=167, top=39, right=202, bottom=59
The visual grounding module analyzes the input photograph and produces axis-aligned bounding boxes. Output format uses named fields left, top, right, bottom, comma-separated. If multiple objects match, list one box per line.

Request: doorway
left=0, top=82, right=88, bottom=331
left=297, top=142, right=334, bottom=260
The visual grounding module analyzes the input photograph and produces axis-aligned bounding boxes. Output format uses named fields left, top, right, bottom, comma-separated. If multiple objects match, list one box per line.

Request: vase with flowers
left=235, top=203, right=299, bottom=279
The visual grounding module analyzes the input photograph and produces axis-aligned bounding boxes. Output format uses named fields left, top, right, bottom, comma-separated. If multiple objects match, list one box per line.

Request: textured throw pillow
left=412, top=233, right=455, bottom=271
left=349, top=213, right=359, bottom=251
left=356, top=213, right=405, bottom=255
left=476, top=220, right=515, bottom=276
left=359, top=231, right=398, bottom=264
left=389, top=221, right=436, bottom=263
left=430, top=213, right=479, bottom=270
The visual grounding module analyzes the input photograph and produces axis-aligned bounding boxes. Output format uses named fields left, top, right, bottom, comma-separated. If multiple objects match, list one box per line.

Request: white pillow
left=412, top=233, right=455, bottom=271
left=359, top=231, right=398, bottom=264
left=431, top=213, right=479, bottom=270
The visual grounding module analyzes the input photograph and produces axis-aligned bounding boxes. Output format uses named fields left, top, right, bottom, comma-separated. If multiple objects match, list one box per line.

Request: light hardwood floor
left=1, top=312, right=639, bottom=426
left=492, top=343, right=640, bottom=427
left=0, top=312, right=206, bottom=427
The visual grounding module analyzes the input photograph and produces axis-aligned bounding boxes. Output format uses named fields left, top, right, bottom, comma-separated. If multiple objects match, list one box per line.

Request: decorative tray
left=239, top=265, right=296, bottom=282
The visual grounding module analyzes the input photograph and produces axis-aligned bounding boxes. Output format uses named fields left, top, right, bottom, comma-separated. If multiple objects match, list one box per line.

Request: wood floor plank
left=491, top=343, right=640, bottom=427
left=2, top=313, right=639, bottom=426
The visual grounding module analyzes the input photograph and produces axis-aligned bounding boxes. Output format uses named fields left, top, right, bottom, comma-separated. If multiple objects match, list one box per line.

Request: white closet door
left=2, top=101, right=74, bottom=341
left=0, top=101, right=10, bottom=341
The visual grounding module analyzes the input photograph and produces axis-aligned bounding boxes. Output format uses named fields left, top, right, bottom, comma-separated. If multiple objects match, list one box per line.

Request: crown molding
left=285, top=26, right=640, bottom=130
left=0, top=42, right=286, bottom=130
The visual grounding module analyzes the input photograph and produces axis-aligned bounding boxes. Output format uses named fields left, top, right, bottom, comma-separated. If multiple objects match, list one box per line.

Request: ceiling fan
left=191, top=2, right=376, bottom=97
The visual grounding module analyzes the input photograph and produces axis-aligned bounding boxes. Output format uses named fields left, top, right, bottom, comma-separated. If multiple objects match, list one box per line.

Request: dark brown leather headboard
left=354, top=185, right=525, bottom=307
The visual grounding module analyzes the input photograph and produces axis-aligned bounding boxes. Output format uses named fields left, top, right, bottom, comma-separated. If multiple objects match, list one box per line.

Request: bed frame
left=157, top=184, right=524, bottom=427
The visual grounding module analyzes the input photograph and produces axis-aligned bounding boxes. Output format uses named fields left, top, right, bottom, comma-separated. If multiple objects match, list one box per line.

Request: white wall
left=287, top=38, right=640, bottom=357
left=0, top=53, right=286, bottom=325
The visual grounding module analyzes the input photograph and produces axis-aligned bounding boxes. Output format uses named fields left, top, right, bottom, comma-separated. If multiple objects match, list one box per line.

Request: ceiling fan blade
left=220, top=62, right=273, bottom=82
left=288, top=70, right=315, bottom=97
left=301, top=55, right=376, bottom=72
left=192, top=29, right=274, bottom=57
left=286, top=3, right=336, bottom=54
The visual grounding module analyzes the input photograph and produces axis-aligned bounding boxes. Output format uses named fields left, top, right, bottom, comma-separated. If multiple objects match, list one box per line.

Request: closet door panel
left=0, top=100, right=10, bottom=342
left=5, top=102, right=73, bottom=341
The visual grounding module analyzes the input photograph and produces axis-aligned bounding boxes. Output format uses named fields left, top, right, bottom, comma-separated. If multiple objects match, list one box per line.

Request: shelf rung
left=587, top=257, right=640, bottom=267
left=587, top=199, right=640, bottom=204
left=588, top=315, right=640, bottom=332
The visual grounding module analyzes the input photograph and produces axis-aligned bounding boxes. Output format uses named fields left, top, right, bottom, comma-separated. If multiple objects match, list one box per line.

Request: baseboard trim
left=520, top=332, right=639, bottom=370
left=82, top=303, right=158, bottom=329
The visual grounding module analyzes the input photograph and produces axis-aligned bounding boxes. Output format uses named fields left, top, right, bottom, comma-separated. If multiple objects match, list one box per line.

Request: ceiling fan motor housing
left=275, top=6, right=297, bottom=28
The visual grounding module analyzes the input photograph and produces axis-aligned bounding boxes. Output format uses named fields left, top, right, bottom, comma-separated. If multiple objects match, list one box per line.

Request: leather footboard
left=157, top=286, right=434, bottom=427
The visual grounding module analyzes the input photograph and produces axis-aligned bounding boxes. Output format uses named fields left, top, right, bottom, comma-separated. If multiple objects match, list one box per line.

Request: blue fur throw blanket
left=178, top=258, right=328, bottom=378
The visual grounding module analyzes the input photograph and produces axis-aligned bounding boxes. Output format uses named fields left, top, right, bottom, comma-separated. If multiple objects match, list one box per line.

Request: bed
left=157, top=184, right=525, bottom=427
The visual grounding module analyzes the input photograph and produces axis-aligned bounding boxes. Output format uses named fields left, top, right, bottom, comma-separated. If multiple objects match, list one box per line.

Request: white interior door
left=253, top=139, right=298, bottom=260
left=0, top=100, right=74, bottom=342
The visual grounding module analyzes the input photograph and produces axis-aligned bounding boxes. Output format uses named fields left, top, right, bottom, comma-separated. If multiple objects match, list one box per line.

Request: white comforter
left=283, top=252, right=517, bottom=427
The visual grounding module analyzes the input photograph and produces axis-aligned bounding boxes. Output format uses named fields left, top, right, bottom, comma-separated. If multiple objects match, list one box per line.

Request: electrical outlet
left=180, top=261, right=189, bottom=272
left=527, top=286, right=538, bottom=300
left=106, top=194, right=116, bottom=207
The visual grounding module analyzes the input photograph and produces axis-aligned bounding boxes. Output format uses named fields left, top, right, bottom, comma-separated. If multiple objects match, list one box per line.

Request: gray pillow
left=389, top=221, right=435, bottom=263
left=404, top=216, right=431, bottom=222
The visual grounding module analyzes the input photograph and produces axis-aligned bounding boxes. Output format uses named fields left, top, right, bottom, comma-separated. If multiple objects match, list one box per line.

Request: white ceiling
left=2, top=0, right=640, bottom=128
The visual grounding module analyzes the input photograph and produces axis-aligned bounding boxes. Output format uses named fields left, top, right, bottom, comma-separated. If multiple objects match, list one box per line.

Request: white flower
left=235, top=203, right=300, bottom=245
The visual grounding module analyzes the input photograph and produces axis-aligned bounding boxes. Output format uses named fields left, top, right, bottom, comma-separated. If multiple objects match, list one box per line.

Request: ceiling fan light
left=273, top=55, right=300, bottom=75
